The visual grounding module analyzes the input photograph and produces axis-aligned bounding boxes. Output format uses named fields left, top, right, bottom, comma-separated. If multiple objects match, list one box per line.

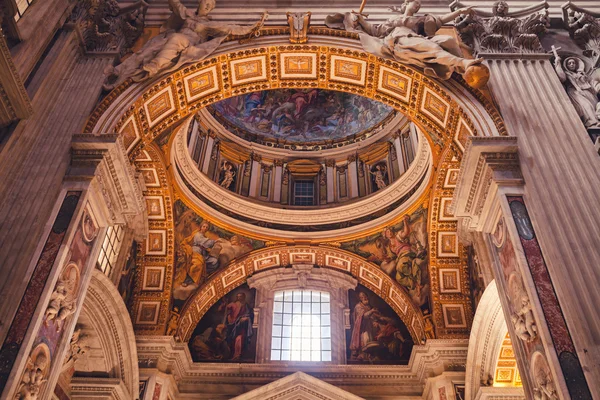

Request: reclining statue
left=326, top=0, right=489, bottom=88
left=104, top=0, right=267, bottom=90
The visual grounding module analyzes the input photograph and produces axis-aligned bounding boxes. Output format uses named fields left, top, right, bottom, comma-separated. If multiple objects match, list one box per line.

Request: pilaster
left=0, top=134, right=144, bottom=399
left=454, top=137, right=593, bottom=400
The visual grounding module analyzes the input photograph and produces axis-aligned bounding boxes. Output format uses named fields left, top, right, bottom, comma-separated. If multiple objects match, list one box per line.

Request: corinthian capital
left=450, top=0, right=549, bottom=55
left=562, top=2, right=600, bottom=57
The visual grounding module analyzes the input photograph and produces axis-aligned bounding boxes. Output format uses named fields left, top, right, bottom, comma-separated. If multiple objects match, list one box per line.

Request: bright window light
left=270, top=290, right=331, bottom=362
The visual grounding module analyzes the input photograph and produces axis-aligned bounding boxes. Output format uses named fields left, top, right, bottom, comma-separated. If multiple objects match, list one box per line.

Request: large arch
left=175, top=245, right=427, bottom=343
left=464, top=281, right=525, bottom=400
left=68, top=270, right=140, bottom=399
left=87, top=34, right=508, bottom=338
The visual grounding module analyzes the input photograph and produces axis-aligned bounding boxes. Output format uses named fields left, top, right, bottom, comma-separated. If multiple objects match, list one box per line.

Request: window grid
left=15, top=0, right=34, bottom=19
left=294, top=180, right=315, bottom=206
left=271, top=290, right=331, bottom=362
left=96, top=225, right=124, bottom=278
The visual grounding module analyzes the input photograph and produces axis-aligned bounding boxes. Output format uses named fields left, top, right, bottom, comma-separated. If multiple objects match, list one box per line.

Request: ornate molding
left=173, top=117, right=431, bottom=229
left=136, top=336, right=468, bottom=397
left=452, top=137, right=522, bottom=232
left=0, top=32, right=31, bottom=128
left=451, top=1, right=550, bottom=55
left=70, top=0, right=147, bottom=55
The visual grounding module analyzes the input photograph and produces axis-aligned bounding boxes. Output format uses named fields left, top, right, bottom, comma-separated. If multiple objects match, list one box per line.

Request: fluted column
left=484, top=55, right=600, bottom=398
left=248, top=153, right=262, bottom=198
left=347, top=155, right=359, bottom=199
left=326, top=159, right=335, bottom=203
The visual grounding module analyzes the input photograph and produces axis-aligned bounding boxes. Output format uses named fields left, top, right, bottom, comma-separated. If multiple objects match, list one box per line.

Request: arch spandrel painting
left=347, top=284, right=414, bottom=365
left=188, top=284, right=256, bottom=363
left=340, top=207, right=430, bottom=313
left=209, top=89, right=394, bottom=145
left=173, top=200, right=265, bottom=307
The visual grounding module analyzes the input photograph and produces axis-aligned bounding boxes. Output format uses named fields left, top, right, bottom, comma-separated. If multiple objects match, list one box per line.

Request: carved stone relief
left=508, top=272, right=537, bottom=343
left=531, top=352, right=558, bottom=400
left=16, top=344, right=50, bottom=400
left=554, top=3, right=600, bottom=131
left=451, top=1, right=549, bottom=55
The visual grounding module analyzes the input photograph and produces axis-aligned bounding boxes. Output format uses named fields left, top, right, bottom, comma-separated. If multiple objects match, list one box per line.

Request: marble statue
left=17, top=351, right=48, bottom=400
left=554, top=55, right=600, bottom=128
left=325, top=0, right=489, bottom=88
left=219, top=162, right=236, bottom=189
left=510, top=275, right=537, bottom=342
left=370, top=164, right=388, bottom=190
left=104, top=0, right=268, bottom=90
left=533, top=357, right=559, bottom=400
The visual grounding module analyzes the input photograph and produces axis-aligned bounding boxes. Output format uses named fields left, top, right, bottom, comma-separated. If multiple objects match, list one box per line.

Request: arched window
left=270, top=290, right=332, bottom=362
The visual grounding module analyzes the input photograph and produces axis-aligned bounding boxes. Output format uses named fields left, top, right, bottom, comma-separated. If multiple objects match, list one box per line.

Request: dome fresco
left=208, top=89, right=395, bottom=145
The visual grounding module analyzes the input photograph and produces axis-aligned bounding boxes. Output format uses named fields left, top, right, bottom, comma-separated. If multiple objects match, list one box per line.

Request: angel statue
left=325, top=0, right=489, bottom=88
left=104, top=0, right=268, bottom=90
left=554, top=55, right=600, bottom=128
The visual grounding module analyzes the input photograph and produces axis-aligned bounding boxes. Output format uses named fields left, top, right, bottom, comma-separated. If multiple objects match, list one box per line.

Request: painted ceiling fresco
left=341, top=207, right=430, bottom=314
left=208, top=89, right=394, bottom=145
left=172, top=200, right=265, bottom=308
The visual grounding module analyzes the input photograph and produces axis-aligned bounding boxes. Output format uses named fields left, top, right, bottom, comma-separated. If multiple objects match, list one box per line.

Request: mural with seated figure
left=347, top=284, right=413, bottom=364
left=172, top=200, right=265, bottom=307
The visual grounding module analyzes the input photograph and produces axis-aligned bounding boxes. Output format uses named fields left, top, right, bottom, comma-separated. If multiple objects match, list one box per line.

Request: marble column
left=248, top=154, right=262, bottom=198
left=273, top=161, right=283, bottom=203
left=201, top=136, right=214, bottom=174
left=484, top=54, right=600, bottom=398
left=326, top=160, right=335, bottom=203
left=454, top=137, right=594, bottom=400
left=393, top=133, right=406, bottom=176
left=347, top=155, right=359, bottom=199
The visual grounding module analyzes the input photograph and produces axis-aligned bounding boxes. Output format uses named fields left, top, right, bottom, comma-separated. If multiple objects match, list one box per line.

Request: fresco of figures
left=347, top=285, right=413, bottom=364
left=209, top=89, right=394, bottom=144
left=189, top=284, right=256, bottom=363
left=341, top=207, right=430, bottom=313
left=173, top=200, right=265, bottom=306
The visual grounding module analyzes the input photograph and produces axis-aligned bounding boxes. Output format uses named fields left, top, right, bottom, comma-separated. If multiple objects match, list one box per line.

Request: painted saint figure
left=349, top=292, right=380, bottom=360
left=180, top=220, right=219, bottom=284
left=222, top=292, right=253, bottom=360
left=554, top=56, right=600, bottom=128
left=326, top=0, right=489, bottom=87
left=104, top=0, right=268, bottom=89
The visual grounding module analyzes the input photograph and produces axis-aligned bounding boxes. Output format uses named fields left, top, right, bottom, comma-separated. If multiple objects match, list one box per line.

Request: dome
left=207, top=89, right=395, bottom=148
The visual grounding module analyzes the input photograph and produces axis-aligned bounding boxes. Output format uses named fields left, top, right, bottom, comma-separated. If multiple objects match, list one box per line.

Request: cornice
left=135, top=336, right=467, bottom=396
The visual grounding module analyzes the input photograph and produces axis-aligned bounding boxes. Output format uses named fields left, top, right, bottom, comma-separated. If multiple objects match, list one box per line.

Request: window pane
left=96, top=224, right=125, bottom=278
left=272, top=337, right=281, bottom=350
left=274, top=301, right=283, bottom=312
left=270, top=289, right=332, bottom=362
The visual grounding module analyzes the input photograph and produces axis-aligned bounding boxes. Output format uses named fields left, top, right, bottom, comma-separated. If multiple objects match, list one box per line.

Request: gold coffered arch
left=85, top=38, right=507, bottom=339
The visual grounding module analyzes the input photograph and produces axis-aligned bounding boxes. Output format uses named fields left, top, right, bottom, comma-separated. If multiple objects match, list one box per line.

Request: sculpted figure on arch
left=104, top=0, right=268, bottom=90
left=325, top=0, right=490, bottom=88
